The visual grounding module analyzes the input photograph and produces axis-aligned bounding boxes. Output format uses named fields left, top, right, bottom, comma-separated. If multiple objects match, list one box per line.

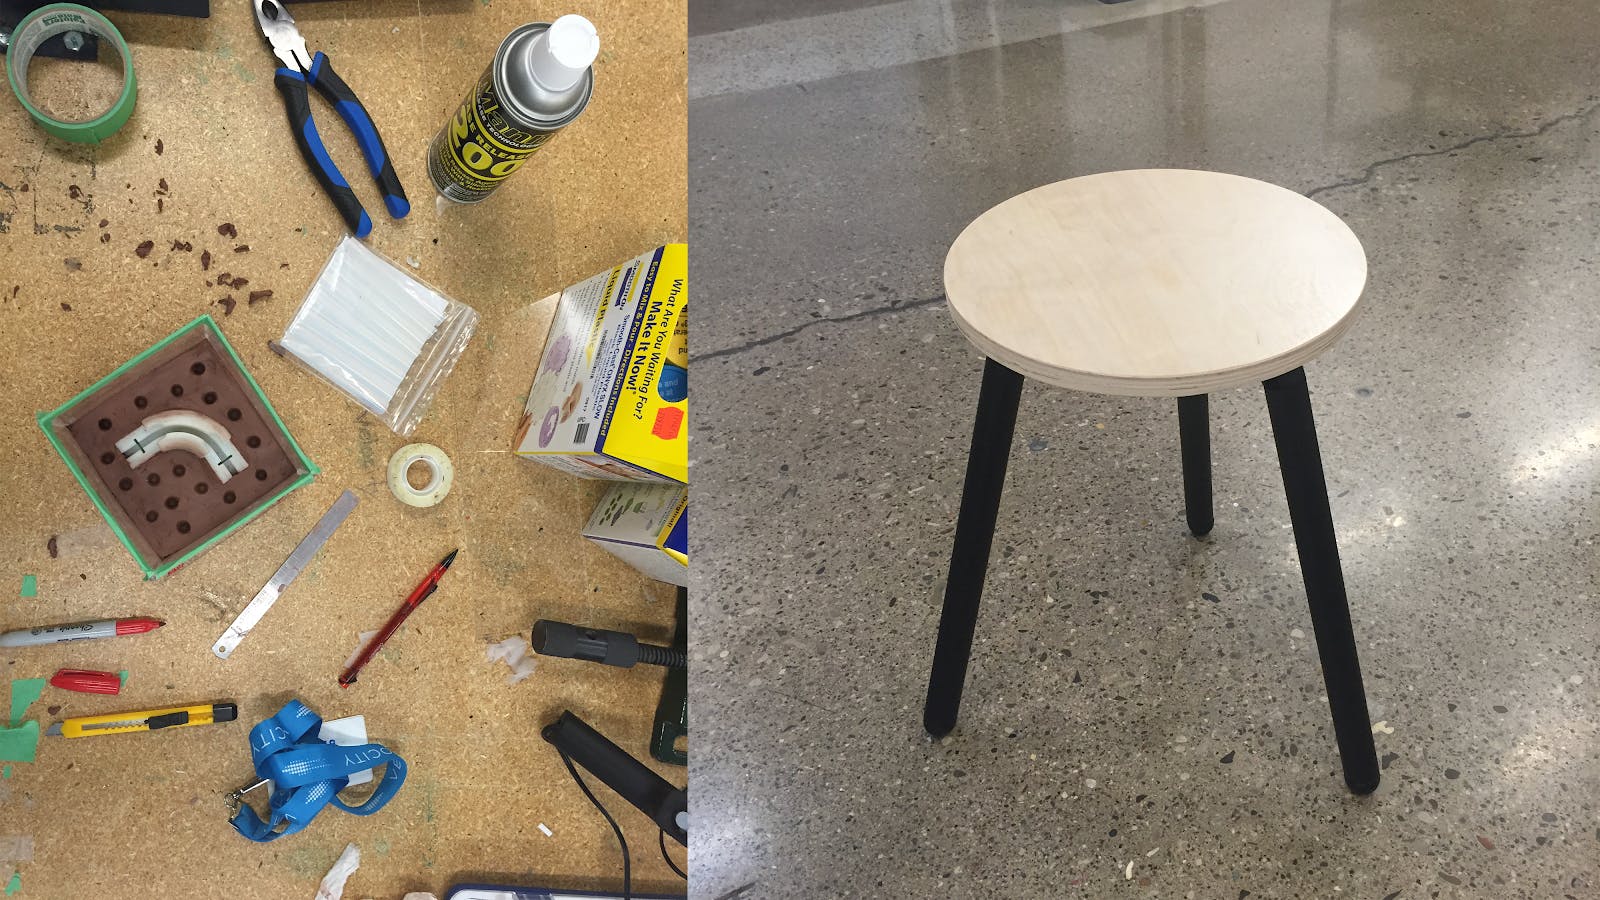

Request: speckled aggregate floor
left=689, top=1, right=1600, bottom=897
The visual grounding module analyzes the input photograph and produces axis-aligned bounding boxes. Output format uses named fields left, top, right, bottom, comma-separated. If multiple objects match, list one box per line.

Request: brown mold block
left=50, top=326, right=308, bottom=569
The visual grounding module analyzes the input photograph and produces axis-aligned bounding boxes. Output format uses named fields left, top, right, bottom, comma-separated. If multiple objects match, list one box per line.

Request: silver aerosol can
left=427, top=14, right=598, bottom=203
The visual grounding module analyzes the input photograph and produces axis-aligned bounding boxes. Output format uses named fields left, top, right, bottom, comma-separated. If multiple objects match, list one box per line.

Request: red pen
left=339, top=549, right=457, bottom=687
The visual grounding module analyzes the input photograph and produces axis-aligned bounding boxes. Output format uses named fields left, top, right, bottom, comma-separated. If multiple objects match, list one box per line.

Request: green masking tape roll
left=6, top=4, right=136, bottom=144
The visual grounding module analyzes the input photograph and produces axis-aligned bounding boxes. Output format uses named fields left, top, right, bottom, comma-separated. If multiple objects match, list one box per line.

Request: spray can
left=427, top=14, right=599, bottom=203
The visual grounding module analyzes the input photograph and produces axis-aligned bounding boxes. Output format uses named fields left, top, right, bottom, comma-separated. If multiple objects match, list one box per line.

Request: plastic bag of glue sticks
left=275, top=236, right=479, bottom=437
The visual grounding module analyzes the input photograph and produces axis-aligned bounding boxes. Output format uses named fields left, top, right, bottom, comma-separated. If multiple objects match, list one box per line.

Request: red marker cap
left=50, top=669, right=122, bottom=695
left=114, top=617, right=164, bottom=636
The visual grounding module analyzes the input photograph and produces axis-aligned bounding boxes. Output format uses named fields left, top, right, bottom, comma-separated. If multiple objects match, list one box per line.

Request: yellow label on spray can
left=428, top=70, right=556, bottom=203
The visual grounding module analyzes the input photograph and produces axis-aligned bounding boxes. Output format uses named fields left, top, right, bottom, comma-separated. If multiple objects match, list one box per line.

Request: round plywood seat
left=944, top=169, right=1367, bottom=397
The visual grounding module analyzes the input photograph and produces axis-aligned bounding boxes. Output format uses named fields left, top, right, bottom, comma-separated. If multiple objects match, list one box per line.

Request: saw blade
left=79, top=718, right=147, bottom=731
left=212, top=490, right=359, bottom=659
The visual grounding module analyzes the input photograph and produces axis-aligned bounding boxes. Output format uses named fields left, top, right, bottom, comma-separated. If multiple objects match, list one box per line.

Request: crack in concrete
left=699, top=294, right=945, bottom=363
left=1304, top=96, right=1600, bottom=198
left=702, top=96, right=1600, bottom=363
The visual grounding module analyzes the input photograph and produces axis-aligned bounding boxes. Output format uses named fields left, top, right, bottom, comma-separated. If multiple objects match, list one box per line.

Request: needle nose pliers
left=254, top=0, right=408, bottom=238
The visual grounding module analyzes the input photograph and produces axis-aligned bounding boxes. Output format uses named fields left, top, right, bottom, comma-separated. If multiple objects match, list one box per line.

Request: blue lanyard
left=229, top=700, right=407, bottom=842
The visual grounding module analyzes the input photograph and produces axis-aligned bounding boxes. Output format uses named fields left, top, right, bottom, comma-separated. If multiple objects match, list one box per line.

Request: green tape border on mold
left=5, top=4, right=137, bottom=144
left=36, top=315, right=320, bottom=580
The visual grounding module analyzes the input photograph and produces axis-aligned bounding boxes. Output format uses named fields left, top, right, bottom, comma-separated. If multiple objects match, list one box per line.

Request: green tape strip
left=0, top=722, right=38, bottom=764
left=5, top=4, right=136, bottom=144
left=7, top=680, right=46, bottom=728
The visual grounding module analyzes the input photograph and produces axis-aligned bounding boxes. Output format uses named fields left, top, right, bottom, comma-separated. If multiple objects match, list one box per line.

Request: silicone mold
left=38, top=315, right=318, bottom=579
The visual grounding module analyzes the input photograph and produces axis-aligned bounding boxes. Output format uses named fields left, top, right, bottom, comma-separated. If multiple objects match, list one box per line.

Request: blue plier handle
left=255, top=0, right=408, bottom=238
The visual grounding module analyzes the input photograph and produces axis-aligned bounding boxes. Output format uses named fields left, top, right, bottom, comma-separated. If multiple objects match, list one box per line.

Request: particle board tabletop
left=0, top=1, right=687, bottom=897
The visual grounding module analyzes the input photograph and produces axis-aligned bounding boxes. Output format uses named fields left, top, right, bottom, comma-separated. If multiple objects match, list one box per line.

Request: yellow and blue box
left=516, top=244, right=687, bottom=483
left=583, top=482, right=687, bottom=586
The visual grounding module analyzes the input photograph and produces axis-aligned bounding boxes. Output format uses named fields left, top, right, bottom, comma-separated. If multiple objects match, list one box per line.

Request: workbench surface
left=0, top=0, right=687, bottom=896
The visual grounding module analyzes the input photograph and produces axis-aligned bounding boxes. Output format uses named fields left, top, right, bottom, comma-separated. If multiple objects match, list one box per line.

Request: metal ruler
left=213, top=490, right=359, bottom=659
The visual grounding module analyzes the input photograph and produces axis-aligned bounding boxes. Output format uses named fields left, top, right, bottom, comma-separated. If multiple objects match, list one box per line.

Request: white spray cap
left=529, top=14, right=599, bottom=92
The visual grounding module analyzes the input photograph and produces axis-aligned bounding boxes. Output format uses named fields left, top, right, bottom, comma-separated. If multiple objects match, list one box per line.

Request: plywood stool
left=929, top=169, right=1379, bottom=794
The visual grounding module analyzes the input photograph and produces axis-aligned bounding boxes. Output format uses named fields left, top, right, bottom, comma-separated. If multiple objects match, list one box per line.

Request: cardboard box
left=516, top=245, right=687, bottom=483
left=583, top=482, right=687, bottom=586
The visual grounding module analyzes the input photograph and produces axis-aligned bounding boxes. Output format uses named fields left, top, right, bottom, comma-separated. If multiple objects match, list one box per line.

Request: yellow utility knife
left=45, top=702, right=238, bottom=738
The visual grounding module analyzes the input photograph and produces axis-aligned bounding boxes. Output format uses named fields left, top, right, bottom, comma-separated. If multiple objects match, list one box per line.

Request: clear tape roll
left=387, top=443, right=453, bottom=508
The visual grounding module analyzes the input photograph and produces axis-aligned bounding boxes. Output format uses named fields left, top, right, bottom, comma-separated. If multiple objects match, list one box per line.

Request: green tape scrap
left=0, top=722, right=39, bottom=764
left=8, top=680, right=46, bottom=728
left=17, top=576, right=34, bottom=599
left=4, top=867, right=18, bottom=895
left=4, top=4, right=136, bottom=144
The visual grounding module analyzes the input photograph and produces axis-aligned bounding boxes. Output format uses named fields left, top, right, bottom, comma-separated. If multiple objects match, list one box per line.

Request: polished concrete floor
left=689, top=1, right=1600, bottom=897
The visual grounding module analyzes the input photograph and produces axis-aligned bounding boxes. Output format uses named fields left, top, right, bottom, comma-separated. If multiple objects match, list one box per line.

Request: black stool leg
left=924, top=357, right=1024, bottom=738
left=1262, top=367, right=1380, bottom=795
left=1178, top=394, right=1213, bottom=536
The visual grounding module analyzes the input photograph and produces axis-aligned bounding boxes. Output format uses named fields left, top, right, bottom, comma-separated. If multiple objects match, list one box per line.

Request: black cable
left=660, top=828, right=687, bottom=880
left=637, top=643, right=688, bottom=669
left=559, top=749, right=631, bottom=900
